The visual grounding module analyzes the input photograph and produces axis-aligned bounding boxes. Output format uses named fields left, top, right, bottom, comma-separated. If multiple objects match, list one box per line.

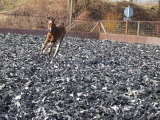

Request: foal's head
left=47, top=17, right=56, bottom=33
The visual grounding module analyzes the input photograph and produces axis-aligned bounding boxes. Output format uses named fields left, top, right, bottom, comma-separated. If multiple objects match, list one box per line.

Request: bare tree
left=158, top=0, right=160, bottom=19
left=68, top=0, right=78, bottom=17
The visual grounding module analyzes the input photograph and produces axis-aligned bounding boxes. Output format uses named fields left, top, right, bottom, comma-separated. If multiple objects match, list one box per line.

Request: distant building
left=103, top=0, right=133, bottom=1
left=102, top=0, right=158, bottom=5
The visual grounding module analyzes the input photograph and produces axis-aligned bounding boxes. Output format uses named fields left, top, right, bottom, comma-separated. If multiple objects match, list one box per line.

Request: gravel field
left=0, top=33, right=160, bottom=120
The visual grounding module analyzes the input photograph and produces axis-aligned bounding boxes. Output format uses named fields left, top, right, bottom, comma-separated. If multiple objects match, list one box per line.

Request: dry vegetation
left=0, top=0, right=69, bottom=29
left=0, top=0, right=159, bottom=30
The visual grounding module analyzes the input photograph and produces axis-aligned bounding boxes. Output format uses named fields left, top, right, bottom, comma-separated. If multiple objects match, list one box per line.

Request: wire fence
left=0, top=13, right=160, bottom=37
left=129, top=21, right=160, bottom=37
left=67, top=20, right=160, bottom=37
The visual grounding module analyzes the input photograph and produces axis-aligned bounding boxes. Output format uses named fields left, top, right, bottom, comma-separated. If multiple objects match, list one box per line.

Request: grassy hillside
left=0, top=0, right=159, bottom=29
left=0, top=0, right=69, bottom=29
left=0, top=0, right=158, bottom=20
left=0, top=0, right=27, bottom=12
left=0, top=0, right=68, bottom=16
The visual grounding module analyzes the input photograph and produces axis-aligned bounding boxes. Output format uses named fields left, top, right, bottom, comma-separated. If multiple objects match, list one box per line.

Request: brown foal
left=40, top=17, right=66, bottom=63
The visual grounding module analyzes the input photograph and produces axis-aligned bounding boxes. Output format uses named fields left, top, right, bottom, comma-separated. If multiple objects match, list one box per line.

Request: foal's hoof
left=48, top=53, right=51, bottom=58
left=40, top=55, right=43, bottom=58
left=40, top=54, right=43, bottom=58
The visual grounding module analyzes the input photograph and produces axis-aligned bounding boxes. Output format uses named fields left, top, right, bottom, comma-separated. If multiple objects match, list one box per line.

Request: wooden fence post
left=137, top=21, right=140, bottom=36
left=100, top=22, right=107, bottom=33
left=99, top=21, right=101, bottom=33
left=69, top=0, right=73, bottom=25
left=90, top=22, right=100, bottom=33
left=90, top=22, right=107, bottom=33
left=126, top=20, right=129, bottom=35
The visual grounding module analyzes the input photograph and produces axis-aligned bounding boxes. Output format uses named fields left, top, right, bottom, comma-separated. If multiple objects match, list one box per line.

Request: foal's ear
left=46, top=16, right=53, bottom=20
left=46, top=16, right=50, bottom=20
left=52, top=18, right=56, bottom=23
left=46, top=16, right=56, bottom=22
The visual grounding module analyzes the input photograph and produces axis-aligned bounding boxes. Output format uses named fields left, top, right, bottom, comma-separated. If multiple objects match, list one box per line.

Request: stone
left=0, top=33, right=160, bottom=119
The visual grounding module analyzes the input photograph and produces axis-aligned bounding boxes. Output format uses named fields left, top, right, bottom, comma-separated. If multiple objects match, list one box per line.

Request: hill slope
left=0, top=0, right=158, bottom=20
left=0, top=0, right=158, bottom=29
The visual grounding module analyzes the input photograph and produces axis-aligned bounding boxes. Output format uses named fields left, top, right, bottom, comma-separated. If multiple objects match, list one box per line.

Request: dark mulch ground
left=0, top=33, right=160, bottom=120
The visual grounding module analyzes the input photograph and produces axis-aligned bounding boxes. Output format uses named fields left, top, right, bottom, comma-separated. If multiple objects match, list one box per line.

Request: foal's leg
left=53, top=37, right=63, bottom=58
left=43, top=42, right=52, bottom=54
left=50, top=36, right=64, bottom=63
left=40, top=39, right=49, bottom=57
left=48, top=42, right=55, bottom=58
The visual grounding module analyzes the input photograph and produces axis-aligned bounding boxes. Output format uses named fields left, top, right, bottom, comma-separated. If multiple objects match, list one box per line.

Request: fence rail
left=0, top=13, right=160, bottom=37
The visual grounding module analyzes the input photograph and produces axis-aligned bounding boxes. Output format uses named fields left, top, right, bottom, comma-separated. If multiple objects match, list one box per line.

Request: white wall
left=103, top=0, right=158, bottom=5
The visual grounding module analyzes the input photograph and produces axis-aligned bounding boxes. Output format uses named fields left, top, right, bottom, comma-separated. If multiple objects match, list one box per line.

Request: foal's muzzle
left=48, top=28, right=52, bottom=33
